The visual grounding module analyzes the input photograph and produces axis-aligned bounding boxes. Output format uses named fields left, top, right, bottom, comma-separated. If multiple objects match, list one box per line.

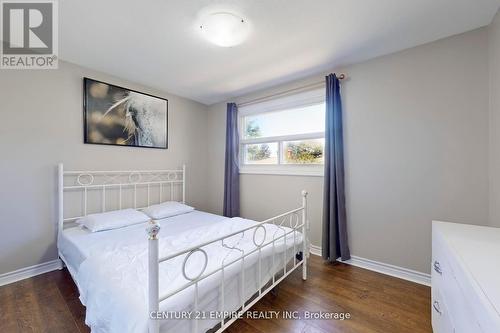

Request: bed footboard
left=146, top=191, right=309, bottom=333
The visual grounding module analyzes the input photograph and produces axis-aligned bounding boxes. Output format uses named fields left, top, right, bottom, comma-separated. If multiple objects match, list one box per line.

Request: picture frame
left=83, top=77, right=168, bottom=149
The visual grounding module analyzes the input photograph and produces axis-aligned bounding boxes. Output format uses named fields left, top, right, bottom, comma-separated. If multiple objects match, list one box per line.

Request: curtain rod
left=237, top=73, right=346, bottom=108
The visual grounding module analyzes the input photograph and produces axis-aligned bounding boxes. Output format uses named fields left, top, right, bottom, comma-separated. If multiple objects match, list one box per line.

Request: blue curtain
left=223, top=103, right=240, bottom=217
left=322, top=74, right=350, bottom=262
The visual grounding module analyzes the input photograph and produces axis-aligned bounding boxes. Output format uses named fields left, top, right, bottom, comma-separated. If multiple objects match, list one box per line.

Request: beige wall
left=0, top=61, right=209, bottom=275
left=207, top=28, right=491, bottom=274
left=489, top=10, right=500, bottom=228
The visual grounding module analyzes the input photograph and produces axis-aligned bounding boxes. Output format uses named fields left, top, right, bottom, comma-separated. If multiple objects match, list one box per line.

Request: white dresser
left=432, top=221, right=500, bottom=333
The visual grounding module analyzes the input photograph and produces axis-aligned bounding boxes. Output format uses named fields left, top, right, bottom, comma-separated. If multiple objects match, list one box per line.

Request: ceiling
left=60, top=0, right=500, bottom=105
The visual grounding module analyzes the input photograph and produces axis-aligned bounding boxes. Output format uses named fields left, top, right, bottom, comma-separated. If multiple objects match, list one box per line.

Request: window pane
left=283, top=139, right=324, bottom=164
left=243, top=143, right=278, bottom=164
left=243, top=103, right=325, bottom=139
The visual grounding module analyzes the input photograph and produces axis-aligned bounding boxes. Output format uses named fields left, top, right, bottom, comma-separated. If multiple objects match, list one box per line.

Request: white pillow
left=77, top=208, right=150, bottom=232
left=142, top=201, right=194, bottom=219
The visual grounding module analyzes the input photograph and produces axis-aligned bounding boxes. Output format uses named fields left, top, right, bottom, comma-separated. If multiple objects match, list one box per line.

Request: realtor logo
left=1, top=0, right=58, bottom=69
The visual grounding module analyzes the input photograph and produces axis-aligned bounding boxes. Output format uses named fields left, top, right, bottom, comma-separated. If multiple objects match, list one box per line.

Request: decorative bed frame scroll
left=57, top=164, right=308, bottom=333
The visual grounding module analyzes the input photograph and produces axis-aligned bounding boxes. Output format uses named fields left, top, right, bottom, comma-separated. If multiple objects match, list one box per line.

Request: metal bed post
left=302, top=190, right=308, bottom=281
left=147, top=221, right=161, bottom=333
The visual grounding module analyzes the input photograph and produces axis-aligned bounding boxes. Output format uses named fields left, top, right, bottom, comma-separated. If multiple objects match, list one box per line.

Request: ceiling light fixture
left=199, top=12, right=249, bottom=47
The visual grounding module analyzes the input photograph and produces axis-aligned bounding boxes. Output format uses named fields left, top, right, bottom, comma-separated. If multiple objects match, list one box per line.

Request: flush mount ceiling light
left=199, top=12, right=250, bottom=47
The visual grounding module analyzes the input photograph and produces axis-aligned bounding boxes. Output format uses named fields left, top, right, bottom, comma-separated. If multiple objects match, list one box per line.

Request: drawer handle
left=433, top=301, right=442, bottom=315
left=433, top=261, right=442, bottom=275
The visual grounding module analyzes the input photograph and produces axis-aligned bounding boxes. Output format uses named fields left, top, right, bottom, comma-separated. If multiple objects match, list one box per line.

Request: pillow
left=142, top=201, right=194, bottom=220
left=77, top=208, right=150, bottom=232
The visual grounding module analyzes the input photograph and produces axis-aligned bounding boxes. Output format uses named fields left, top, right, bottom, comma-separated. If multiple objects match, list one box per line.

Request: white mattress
left=58, top=210, right=226, bottom=277
left=59, top=211, right=303, bottom=333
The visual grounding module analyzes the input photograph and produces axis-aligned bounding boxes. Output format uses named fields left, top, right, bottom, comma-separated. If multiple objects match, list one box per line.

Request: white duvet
left=77, top=217, right=303, bottom=333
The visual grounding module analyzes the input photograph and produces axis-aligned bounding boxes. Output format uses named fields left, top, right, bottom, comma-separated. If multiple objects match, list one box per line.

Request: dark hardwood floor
left=0, top=255, right=431, bottom=333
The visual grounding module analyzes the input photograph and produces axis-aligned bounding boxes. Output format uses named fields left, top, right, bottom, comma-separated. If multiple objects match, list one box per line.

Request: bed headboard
left=57, top=163, right=186, bottom=234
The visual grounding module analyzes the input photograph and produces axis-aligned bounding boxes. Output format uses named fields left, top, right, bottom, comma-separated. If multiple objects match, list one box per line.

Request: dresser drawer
left=444, top=250, right=500, bottom=333
left=432, top=230, right=456, bottom=281
left=432, top=289, right=454, bottom=333
left=432, top=229, right=483, bottom=333
left=438, top=273, right=483, bottom=333
left=432, top=222, right=500, bottom=333
left=432, top=273, right=482, bottom=333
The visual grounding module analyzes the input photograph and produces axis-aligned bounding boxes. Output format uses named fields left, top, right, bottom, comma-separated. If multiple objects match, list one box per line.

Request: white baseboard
left=310, top=244, right=322, bottom=257
left=0, top=259, right=62, bottom=287
left=309, top=245, right=430, bottom=286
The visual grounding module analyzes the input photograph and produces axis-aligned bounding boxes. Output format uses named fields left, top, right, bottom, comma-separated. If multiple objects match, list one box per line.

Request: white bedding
left=59, top=211, right=226, bottom=277
left=59, top=211, right=303, bottom=333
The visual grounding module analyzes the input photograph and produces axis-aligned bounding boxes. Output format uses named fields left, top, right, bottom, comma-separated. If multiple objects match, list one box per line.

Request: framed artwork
left=83, top=78, right=168, bottom=149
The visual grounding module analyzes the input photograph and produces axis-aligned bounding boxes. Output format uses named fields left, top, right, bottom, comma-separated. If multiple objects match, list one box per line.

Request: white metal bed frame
left=57, top=163, right=309, bottom=333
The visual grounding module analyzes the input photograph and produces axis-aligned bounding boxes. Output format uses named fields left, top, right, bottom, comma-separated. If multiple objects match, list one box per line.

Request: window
left=239, top=88, right=325, bottom=176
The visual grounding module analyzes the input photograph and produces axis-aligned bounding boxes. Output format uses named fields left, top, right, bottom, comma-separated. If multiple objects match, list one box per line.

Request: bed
left=57, top=164, right=309, bottom=333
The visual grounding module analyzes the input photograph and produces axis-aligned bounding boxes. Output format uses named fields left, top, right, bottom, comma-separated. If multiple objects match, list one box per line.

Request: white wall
left=207, top=28, right=491, bottom=274
left=0, top=61, right=209, bottom=275
left=489, top=10, right=500, bottom=228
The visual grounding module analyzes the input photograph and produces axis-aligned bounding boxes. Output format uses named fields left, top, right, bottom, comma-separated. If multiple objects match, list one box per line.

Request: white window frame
left=238, top=88, right=325, bottom=177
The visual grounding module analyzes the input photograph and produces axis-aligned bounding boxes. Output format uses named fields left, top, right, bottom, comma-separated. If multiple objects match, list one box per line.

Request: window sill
left=239, top=166, right=324, bottom=177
